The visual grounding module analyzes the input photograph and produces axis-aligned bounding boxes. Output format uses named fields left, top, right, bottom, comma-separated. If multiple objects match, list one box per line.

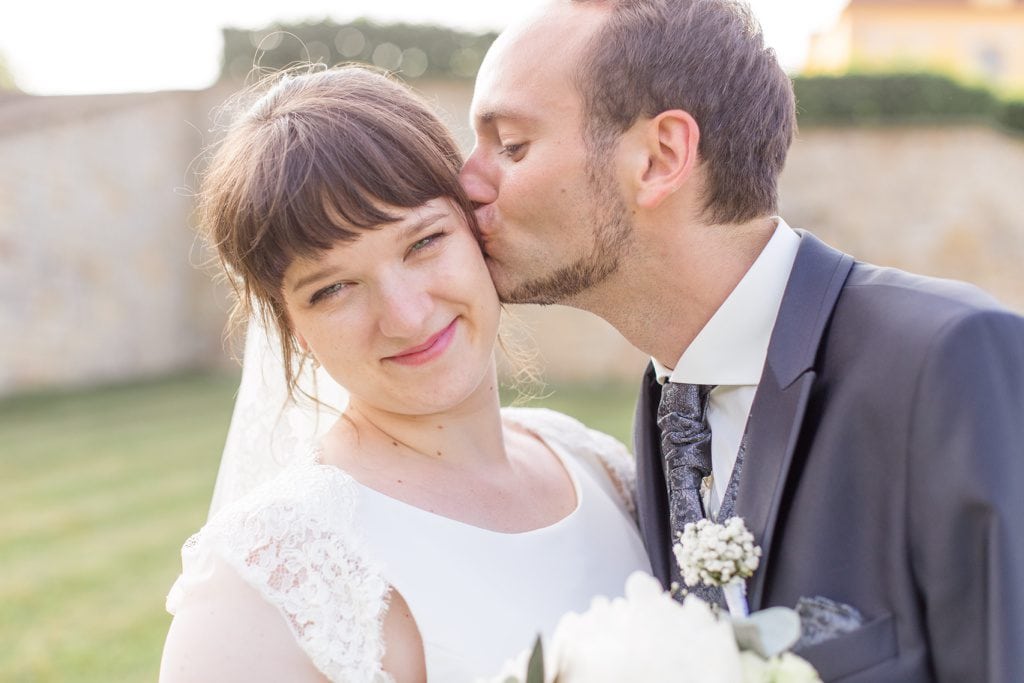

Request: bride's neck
left=332, top=367, right=509, bottom=472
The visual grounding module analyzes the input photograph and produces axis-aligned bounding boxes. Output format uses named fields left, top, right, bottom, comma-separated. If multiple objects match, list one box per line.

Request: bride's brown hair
left=198, top=64, right=478, bottom=397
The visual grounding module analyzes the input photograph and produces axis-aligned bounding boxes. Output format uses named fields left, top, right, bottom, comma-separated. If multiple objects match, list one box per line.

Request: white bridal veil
left=208, top=316, right=349, bottom=517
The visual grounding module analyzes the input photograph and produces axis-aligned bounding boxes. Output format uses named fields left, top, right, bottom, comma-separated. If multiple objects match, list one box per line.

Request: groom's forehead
left=472, top=3, right=607, bottom=112
left=510, top=2, right=606, bottom=52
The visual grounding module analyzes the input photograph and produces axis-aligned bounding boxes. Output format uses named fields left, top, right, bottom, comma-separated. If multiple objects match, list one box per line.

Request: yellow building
left=806, top=0, right=1024, bottom=93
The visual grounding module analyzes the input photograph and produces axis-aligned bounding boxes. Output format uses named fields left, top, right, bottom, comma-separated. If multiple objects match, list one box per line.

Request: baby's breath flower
left=673, top=517, right=762, bottom=589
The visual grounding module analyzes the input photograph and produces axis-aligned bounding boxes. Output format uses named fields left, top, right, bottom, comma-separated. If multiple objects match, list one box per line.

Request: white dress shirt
left=652, top=219, right=800, bottom=519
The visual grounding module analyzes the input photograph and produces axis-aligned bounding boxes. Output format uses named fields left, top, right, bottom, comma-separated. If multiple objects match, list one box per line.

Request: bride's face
left=282, top=198, right=501, bottom=415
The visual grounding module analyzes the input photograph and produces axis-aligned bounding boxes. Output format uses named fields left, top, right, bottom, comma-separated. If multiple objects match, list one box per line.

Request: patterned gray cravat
left=658, top=381, right=721, bottom=604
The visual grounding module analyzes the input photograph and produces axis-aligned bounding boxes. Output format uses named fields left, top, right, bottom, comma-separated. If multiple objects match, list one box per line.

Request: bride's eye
left=309, top=282, right=348, bottom=305
left=406, top=231, right=449, bottom=258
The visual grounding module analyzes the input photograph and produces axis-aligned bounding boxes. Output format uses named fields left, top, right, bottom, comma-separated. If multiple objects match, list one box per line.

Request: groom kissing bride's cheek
left=459, top=0, right=1024, bottom=681
left=161, top=1, right=1024, bottom=682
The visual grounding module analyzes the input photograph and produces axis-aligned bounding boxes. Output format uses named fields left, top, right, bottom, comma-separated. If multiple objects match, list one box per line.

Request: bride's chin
left=361, top=366, right=498, bottom=418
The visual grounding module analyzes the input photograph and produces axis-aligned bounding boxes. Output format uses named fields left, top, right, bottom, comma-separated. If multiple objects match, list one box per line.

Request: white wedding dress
left=166, top=322, right=651, bottom=682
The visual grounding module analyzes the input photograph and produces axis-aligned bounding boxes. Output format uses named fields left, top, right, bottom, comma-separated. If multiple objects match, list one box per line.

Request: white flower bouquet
left=482, top=518, right=820, bottom=683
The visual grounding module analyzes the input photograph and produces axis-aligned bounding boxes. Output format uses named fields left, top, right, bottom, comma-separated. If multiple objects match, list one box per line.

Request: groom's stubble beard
left=499, top=160, right=634, bottom=306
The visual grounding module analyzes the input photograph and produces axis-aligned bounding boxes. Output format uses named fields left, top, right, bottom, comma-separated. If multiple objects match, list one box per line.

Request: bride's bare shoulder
left=160, top=555, right=328, bottom=683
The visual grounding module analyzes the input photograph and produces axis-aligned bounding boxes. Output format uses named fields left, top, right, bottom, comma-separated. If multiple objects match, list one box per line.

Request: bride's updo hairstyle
left=198, top=65, right=477, bottom=395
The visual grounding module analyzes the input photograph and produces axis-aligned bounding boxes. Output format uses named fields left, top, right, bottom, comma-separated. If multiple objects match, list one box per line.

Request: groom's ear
left=631, top=109, right=700, bottom=210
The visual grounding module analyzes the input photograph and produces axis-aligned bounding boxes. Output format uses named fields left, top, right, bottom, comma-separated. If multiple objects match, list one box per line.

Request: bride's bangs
left=232, top=66, right=474, bottom=281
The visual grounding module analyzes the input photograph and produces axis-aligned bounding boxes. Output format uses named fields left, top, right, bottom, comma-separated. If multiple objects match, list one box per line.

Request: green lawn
left=0, top=372, right=638, bottom=682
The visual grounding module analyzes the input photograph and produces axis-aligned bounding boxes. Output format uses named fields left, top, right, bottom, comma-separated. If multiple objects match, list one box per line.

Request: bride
left=159, top=65, right=650, bottom=682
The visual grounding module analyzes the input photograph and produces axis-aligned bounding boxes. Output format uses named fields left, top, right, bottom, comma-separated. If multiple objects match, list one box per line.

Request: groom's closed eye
left=499, top=143, right=527, bottom=161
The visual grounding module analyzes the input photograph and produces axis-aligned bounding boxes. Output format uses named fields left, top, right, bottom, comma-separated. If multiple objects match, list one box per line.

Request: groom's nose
left=459, top=150, right=498, bottom=207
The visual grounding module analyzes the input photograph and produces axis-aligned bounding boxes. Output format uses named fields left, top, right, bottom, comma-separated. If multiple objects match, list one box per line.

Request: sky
left=0, top=0, right=850, bottom=96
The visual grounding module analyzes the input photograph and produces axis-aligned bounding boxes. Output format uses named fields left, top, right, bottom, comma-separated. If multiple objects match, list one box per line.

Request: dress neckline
left=312, top=416, right=583, bottom=537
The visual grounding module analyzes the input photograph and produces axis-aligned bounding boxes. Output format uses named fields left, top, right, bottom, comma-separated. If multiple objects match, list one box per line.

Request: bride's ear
left=295, top=334, right=321, bottom=369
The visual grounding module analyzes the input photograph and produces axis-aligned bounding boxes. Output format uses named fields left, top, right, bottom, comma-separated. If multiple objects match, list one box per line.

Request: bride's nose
left=375, top=277, right=434, bottom=340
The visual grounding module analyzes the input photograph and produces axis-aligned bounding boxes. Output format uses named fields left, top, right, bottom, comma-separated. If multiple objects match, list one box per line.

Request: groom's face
left=460, top=1, right=633, bottom=306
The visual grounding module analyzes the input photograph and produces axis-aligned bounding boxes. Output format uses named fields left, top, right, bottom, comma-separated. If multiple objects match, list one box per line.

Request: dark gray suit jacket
left=634, top=231, right=1024, bottom=682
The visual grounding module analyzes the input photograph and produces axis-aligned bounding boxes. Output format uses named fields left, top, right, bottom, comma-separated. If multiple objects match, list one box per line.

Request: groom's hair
left=571, top=0, right=795, bottom=225
left=199, top=65, right=476, bottom=395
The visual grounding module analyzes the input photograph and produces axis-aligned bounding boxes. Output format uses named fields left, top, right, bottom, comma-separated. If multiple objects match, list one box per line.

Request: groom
left=460, top=0, right=1024, bottom=681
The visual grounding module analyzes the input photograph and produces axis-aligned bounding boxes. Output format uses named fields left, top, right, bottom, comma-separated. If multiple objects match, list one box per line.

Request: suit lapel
left=634, top=364, right=673, bottom=586
left=737, top=232, right=854, bottom=609
left=739, top=366, right=815, bottom=608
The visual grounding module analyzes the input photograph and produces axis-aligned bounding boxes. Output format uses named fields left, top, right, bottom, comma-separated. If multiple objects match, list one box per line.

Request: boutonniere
left=673, top=517, right=762, bottom=618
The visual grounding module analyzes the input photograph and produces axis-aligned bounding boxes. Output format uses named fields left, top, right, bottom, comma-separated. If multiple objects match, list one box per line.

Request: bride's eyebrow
left=396, top=209, right=448, bottom=242
left=290, top=263, right=343, bottom=293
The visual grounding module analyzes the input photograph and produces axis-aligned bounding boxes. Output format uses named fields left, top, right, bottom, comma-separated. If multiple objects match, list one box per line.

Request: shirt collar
left=654, top=219, right=801, bottom=386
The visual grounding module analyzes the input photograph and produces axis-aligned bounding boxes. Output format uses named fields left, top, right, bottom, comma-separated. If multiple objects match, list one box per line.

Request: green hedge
left=1000, top=100, right=1024, bottom=132
left=220, top=19, right=497, bottom=82
left=793, top=72, right=1024, bottom=135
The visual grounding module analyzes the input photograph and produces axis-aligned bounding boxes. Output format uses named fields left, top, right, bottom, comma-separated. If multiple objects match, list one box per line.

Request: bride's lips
left=384, top=319, right=458, bottom=366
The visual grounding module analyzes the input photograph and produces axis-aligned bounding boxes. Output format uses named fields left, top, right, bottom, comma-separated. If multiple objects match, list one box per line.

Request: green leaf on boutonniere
left=525, top=635, right=545, bottom=683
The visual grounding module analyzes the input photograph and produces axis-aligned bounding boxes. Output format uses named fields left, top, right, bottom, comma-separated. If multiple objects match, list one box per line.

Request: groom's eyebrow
left=476, top=107, right=534, bottom=126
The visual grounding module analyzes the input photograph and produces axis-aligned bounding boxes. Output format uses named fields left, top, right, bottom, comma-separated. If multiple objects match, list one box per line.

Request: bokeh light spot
left=401, top=48, right=428, bottom=78
left=372, top=42, right=403, bottom=71
left=335, top=28, right=366, bottom=58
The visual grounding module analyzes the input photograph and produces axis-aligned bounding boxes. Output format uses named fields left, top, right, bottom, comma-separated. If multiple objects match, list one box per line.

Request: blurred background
left=1, top=0, right=1022, bottom=680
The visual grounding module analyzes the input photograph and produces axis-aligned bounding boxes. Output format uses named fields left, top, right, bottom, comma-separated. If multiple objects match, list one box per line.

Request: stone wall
left=1, top=81, right=1021, bottom=395
left=780, top=125, right=1024, bottom=312
left=0, top=89, right=231, bottom=395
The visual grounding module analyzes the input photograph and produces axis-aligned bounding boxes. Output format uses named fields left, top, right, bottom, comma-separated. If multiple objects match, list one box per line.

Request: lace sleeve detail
left=167, top=464, right=391, bottom=683
left=502, top=407, right=637, bottom=521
